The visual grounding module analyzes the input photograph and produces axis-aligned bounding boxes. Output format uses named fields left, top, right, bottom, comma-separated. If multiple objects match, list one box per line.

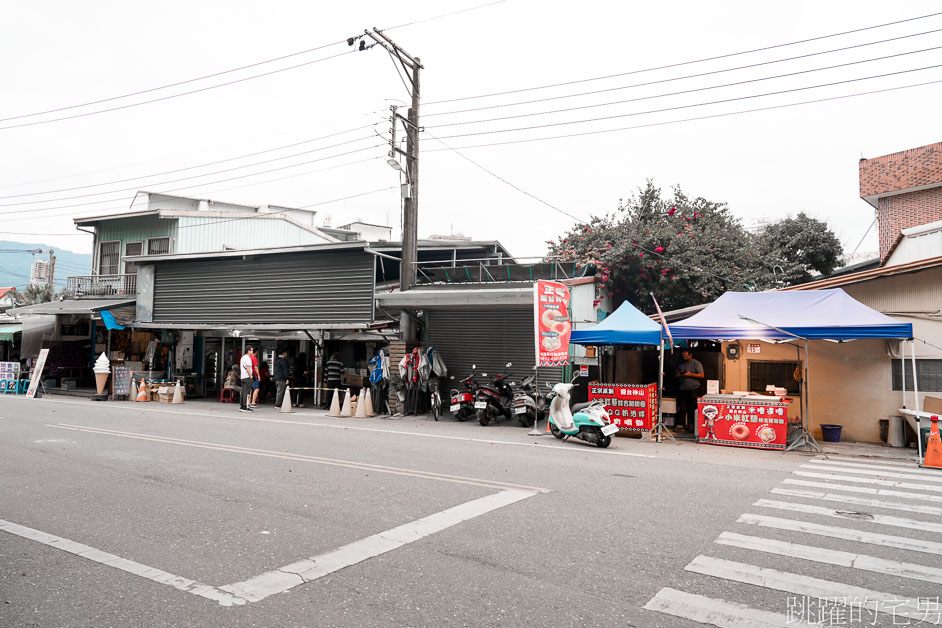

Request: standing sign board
left=588, top=382, right=657, bottom=432
left=112, top=365, right=131, bottom=397
left=534, top=280, right=571, bottom=366
left=697, top=395, right=788, bottom=450
left=26, top=348, right=49, bottom=398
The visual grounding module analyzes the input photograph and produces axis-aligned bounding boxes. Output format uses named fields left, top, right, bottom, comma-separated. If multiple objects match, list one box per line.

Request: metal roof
left=376, top=288, right=533, bottom=310
left=779, top=254, right=942, bottom=291
left=12, top=298, right=136, bottom=316
left=124, top=240, right=367, bottom=263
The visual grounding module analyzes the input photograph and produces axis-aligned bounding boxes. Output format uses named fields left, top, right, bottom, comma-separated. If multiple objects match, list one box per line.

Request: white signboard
left=26, top=348, right=49, bottom=399
left=707, top=379, right=720, bottom=395
left=747, top=343, right=762, bottom=354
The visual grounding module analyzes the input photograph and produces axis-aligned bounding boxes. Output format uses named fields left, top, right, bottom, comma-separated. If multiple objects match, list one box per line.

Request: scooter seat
left=571, top=401, right=594, bottom=413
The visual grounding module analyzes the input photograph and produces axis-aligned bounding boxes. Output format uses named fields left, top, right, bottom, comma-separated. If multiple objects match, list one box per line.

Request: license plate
left=601, top=424, right=619, bottom=436
left=474, top=401, right=487, bottom=409
left=514, top=406, right=527, bottom=414
left=449, top=404, right=460, bottom=412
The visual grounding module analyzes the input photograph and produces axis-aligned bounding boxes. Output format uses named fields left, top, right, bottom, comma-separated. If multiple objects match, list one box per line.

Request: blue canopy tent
left=667, top=289, right=915, bottom=454
left=569, top=301, right=671, bottom=441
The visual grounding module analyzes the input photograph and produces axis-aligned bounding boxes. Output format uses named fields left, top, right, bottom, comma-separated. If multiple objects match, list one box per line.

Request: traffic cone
left=327, top=388, right=341, bottom=416
left=364, top=388, right=375, bottom=417
left=923, top=415, right=942, bottom=470
left=280, top=385, right=294, bottom=413
left=171, top=380, right=184, bottom=404
left=136, top=379, right=148, bottom=402
left=355, top=389, right=368, bottom=418
left=340, top=390, right=353, bottom=417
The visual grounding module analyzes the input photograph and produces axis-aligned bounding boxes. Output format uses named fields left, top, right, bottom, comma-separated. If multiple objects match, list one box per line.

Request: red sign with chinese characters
left=588, top=382, right=657, bottom=432
left=534, top=280, right=571, bottom=366
left=697, top=398, right=788, bottom=451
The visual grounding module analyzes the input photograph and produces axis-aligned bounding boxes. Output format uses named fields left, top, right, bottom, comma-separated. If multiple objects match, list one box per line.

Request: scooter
left=449, top=367, right=480, bottom=422
left=547, top=377, right=618, bottom=448
left=510, top=375, right=543, bottom=428
left=475, top=362, right=514, bottom=426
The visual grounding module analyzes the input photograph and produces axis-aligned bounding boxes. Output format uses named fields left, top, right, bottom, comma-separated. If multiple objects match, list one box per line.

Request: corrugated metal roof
left=124, top=240, right=367, bottom=263
left=12, top=298, right=135, bottom=315
left=779, top=255, right=942, bottom=291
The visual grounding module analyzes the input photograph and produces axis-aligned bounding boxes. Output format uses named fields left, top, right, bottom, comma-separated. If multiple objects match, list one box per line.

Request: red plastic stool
left=218, top=388, right=238, bottom=403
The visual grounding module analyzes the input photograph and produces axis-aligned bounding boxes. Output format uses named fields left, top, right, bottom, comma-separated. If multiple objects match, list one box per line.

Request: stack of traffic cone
left=327, top=388, right=341, bottom=416
left=280, top=386, right=294, bottom=413
left=340, top=390, right=353, bottom=417
left=171, top=380, right=184, bottom=404
left=923, top=415, right=942, bottom=470
left=135, top=379, right=148, bottom=402
left=355, top=388, right=368, bottom=418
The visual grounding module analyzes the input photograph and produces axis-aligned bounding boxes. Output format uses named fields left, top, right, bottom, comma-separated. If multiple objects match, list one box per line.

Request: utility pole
left=354, top=28, right=423, bottom=292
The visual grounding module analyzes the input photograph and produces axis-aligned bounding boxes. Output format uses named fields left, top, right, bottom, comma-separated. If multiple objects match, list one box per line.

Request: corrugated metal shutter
left=427, top=307, right=562, bottom=387
left=152, top=250, right=374, bottom=324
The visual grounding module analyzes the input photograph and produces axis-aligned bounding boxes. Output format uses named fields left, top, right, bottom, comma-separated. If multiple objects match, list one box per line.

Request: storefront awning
left=100, top=310, right=126, bottom=330
left=12, top=298, right=135, bottom=316
left=376, top=288, right=533, bottom=310
left=0, top=323, right=21, bottom=341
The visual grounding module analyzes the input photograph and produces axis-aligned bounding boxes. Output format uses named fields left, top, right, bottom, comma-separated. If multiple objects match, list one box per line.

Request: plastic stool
left=218, top=388, right=238, bottom=403
left=17, top=379, right=30, bottom=394
left=0, top=379, right=15, bottom=394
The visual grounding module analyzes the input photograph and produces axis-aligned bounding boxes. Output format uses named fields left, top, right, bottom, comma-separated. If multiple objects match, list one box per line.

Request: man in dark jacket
left=274, top=349, right=290, bottom=408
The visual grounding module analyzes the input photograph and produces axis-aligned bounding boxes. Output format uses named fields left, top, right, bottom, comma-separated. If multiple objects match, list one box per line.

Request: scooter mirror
left=506, top=362, right=512, bottom=368
left=471, top=364, right=476, bottom=370
left=450, top=375, right=455, bottom=379
left=481, top=373, right=487, bottom=377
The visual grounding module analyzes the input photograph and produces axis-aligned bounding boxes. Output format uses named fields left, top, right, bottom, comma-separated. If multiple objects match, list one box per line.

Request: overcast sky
left=3, top=1, right=940, bottom=264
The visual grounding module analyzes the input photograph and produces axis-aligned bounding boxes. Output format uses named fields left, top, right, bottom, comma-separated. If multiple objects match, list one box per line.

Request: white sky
left=3, top=0, right=941, bottom=262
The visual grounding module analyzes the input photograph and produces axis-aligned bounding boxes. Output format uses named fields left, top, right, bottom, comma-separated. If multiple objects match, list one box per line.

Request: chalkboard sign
left=112, top=365, right=131, bottom=397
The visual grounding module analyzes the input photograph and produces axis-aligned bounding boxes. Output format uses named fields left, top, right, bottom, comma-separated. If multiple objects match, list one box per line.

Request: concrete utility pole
left=354, top=28, right=423, bottom=292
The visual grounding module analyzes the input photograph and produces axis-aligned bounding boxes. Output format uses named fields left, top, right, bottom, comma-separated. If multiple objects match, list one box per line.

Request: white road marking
left=755, top=498, right=942, bottom=534
left=809, top=459, right=933, bottom=476
left=782, top=478, right=942, bottom=503
left=0, top=518, right=246, bottom=606
left=685, top=555, right=942, bottom=625
left=800, top=463, right=942, bottom=484
left=737, top=513, right=942, bottom=556
left=643, top=587, right=803, bottom=627
left=770, top=486, right=942, bottom=516
left=812, top=456, right=918, bottom=468
left=716, top=531, right=942, bottom=584
left=23, top=396, right=654, bottom=458
left=49, top=423, right=548, bottom=494
left=221, top=489, right=536, bottom=603
left=793, top=470, right=942, bottom=493
left=2, top=490, right=539, bottom=606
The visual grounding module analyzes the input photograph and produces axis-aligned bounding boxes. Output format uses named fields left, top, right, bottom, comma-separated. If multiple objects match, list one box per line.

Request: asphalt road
left=1, top=396, right=936, bottom=627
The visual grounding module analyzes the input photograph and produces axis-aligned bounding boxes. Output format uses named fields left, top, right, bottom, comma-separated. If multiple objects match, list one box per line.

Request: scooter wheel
left=549, top=422, right=564, bottom=439
left=597, top=435, right=612, bottom=448
left=518, top=412, right=534, bottom=428
left=478, top=411, right=490, bottom=426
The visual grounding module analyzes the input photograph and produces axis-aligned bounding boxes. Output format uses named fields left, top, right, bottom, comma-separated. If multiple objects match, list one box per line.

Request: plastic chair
left=218, top=388, right=239, bottom=403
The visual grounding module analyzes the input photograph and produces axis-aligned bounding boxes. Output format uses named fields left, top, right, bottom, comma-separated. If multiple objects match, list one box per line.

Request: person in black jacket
left=274, top=349, right=290, bottom=408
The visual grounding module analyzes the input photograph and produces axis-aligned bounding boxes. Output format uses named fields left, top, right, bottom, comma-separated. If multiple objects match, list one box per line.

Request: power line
left=427, top=63, right=942, bottom=139
left=424, top=27, right=942, bottom=119
left=385, top=0, right=509, bottom=31
left=424, top=77, right=942, bottom=152
left=423, top=10, right=942, bottom=106
left=0, top=124, right=374, bottom=199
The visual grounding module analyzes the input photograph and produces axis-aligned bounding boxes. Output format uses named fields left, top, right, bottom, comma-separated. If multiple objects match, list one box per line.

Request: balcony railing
left=414, top=259, right=590, bottom=285
left=65, top=274, right=137, bottom=298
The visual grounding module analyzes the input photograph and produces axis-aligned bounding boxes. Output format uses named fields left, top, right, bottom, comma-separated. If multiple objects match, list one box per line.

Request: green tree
left=759, top=212, right=844, bottom=285
left=23, top=282, right=54, bottom=304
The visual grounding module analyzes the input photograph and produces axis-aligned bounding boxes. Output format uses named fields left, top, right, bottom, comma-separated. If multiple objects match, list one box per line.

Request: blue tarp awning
left=668, top=289, right=913, bottom=340
left=100, top=309, right=126, bottom=330
left=569, top=300, right=662, bottom=346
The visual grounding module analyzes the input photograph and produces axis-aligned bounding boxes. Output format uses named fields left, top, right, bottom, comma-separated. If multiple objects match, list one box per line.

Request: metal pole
left=658, top=340, right=664, bottom=439
left=900, top=339, right=908, bottom=409
left=912, top=339, right=924, bottom=461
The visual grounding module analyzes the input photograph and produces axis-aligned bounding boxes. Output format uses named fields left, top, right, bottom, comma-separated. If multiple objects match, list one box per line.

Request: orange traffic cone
left=923, top=415, right=942, bottom=470
left=135, top=379, right=148, bottom=402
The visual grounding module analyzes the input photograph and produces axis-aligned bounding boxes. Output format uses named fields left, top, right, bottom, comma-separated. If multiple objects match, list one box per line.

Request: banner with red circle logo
left=534, top=280, right=571, bottom=366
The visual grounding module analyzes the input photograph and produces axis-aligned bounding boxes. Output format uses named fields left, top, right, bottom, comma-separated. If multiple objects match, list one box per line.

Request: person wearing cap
left=274, top=349, right=290, bottom=408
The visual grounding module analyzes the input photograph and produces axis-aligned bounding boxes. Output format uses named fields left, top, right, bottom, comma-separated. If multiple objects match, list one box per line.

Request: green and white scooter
left=547, top=375, right=618, bottom=448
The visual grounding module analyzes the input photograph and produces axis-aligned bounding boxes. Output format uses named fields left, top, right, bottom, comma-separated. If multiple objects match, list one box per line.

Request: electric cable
left=423, top=10, right=942, bottom=105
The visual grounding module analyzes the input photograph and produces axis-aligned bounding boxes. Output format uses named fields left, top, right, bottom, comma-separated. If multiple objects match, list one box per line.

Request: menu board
left=697, top=395, right=788, bottom=451
left=112, top=365, right=131, bottom=397
left=588, top=382, right=657, bottom=432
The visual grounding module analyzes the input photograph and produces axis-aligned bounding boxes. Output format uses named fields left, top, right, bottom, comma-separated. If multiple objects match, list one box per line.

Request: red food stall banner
left=697, top=399, right=788, bottom=450
left=588, top=382, right=657, bottom=432
left=534, top=280, right=571, bottom=366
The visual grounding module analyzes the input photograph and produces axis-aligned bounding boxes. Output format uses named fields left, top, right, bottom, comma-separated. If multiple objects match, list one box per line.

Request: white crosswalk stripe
left=644, top=456, right=942, bottom=626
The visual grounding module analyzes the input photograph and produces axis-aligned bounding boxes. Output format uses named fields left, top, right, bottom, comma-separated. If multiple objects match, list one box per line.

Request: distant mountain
left=0, top=241, right=92, bottom=291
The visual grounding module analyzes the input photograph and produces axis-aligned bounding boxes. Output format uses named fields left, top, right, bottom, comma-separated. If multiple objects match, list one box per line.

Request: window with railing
left=124, top=241, right=143, bottom=274
left=147, top=237, right=170, bottom=255
left=99, top=241, right=120, bottom=275
left=892, top=359, right=942, bottom=392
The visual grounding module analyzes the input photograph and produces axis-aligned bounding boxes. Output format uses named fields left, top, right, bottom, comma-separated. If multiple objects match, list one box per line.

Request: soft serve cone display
left=93, top=353, right=110, bottom=394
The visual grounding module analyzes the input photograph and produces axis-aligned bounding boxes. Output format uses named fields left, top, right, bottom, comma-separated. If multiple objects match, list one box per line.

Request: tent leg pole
left=648, top=340, right=677, bottom=445
left=785, top=340, right=825, bottom=457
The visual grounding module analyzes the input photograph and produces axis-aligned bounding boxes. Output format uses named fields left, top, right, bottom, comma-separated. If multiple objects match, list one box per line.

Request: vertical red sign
left=588, top=382, right=657, bottom=432
left=534, top=280, right=571, bottom=366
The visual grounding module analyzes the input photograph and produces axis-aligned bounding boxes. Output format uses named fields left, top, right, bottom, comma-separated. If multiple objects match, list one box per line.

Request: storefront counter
left=697, top=394, right=788, bottom=451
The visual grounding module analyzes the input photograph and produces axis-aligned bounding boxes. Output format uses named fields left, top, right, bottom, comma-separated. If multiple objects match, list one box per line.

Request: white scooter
left=547, top=377, right=618, bottom=448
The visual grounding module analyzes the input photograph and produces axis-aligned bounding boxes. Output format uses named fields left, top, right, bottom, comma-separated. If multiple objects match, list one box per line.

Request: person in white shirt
left=239, top=347, right=255, bottom=412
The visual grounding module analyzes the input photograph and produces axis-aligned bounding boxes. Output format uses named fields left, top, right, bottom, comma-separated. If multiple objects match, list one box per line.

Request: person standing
left=274, top=349, right=290, bottom=408
left=239, top=347, right=255, bottom=413
left=249, top=348, right=260, bottom=408
left=674, top=349, right=704, bottom=432
left=324, top=352, right=343, bottom=408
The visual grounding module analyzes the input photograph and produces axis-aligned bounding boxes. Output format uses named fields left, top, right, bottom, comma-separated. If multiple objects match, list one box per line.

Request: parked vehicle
left=449, top=367, right=480, bottom=422
left=429, top=377, right=442, bottom=421
left=476, top=362, right=514, bottom=426
left=510, top=375, right=544, bottom=427
left=547, top=377, right=618, bottom=448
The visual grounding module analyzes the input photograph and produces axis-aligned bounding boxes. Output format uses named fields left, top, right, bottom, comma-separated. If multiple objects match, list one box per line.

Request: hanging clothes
left=427, top=347, right=447, bottom=378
